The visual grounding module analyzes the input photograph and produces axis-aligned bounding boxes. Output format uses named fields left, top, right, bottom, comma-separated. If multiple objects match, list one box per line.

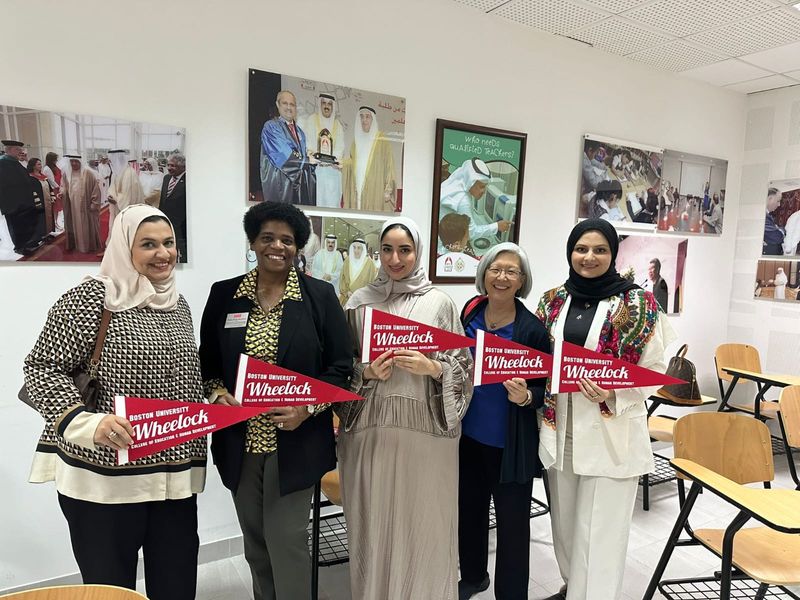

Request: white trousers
left=549, top=432, right=639, bottom=600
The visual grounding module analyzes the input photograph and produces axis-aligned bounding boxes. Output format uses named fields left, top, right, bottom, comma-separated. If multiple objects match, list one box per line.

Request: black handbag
left=658, top=343, right=702, bottom=404
left=19, top=309, right=112, bottom=412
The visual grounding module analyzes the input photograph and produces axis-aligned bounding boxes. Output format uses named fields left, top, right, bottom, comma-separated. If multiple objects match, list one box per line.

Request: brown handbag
left=657, top=343, right=703, bottom=404
left=19, top=309, right=112, bottom=412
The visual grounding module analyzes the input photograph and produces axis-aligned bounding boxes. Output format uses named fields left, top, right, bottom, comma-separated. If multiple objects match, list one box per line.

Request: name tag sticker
left=224, top=312, right=249, bottom=329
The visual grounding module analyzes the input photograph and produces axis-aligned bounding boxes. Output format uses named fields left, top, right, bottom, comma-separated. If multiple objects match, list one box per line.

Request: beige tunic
left=335, top=288, right=473, bottom=600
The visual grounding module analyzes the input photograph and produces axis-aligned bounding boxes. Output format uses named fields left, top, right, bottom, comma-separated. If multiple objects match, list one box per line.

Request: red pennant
left=234, top=354, right=363, bottom=406
left=556, top=341, right=685, bottom=392
left=114, top=396, right=264, bottom=465
left=474, top=329, right=552, bottom=386
left=361, top=307, right=475, bottom=362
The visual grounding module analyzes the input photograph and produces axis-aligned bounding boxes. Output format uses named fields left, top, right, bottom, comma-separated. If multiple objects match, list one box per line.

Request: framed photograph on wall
left=0, top=103, right=187, bottom=263
left=657, top=150, right=728, bottom=236
left=578, top=134, right=663, bottom=232
left=246, top=210, right=387, bottom=307
left=429, top=119, right=526, bottom=283
left=762, top=179, right=800, bottom=257
left=616, top=234, right=688, bottom=314
left=754, top=259, right=800, bottom=302
left=248, top=68, right=405, bottom=214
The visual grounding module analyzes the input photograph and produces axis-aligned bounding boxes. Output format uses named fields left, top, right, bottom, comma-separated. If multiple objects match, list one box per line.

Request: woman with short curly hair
left=199, top=200, right=352, bottom=600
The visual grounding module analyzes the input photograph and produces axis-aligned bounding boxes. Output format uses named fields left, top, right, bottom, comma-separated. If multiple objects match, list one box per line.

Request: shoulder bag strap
left=87, top=309, right=112, bottom=376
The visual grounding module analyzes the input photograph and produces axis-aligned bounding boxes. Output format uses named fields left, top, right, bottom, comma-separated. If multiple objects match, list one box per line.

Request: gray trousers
left=234, top=451, right=314, bottom=600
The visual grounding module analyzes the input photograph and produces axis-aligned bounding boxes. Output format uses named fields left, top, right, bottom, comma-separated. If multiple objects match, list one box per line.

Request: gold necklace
left=486, top=306, right=515, bottom=329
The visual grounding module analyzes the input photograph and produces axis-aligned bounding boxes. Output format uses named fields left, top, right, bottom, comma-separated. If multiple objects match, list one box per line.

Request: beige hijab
left=87, top=204, right=179, bottom=312
left=345, top=216, right=432, bottom=309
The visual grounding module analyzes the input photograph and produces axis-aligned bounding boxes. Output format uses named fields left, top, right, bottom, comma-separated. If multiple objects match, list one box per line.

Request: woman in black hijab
left=535, top=219, right=675, bottom=600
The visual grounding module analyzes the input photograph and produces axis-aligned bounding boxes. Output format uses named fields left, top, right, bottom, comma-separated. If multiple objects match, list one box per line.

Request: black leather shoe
left=458, top=574, right=490, bottom=600
left=542, top=585, right=567, bottom=600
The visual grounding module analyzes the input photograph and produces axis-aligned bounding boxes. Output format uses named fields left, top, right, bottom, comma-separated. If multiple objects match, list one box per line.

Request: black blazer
left=159, top=173, right=187, bottom=261
left=461, top=296, right=551, bottom=483
left=199, top=270, right=353, bottom=495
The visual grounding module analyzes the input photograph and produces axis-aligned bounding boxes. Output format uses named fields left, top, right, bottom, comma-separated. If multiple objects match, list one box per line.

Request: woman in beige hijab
left=24, top=204, right=205, bottom=600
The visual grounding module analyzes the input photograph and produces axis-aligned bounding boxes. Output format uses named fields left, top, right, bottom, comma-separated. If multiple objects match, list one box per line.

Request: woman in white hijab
left=24, top=204, right=205, bottom=600
left=335, top=216, right=473, bottom=599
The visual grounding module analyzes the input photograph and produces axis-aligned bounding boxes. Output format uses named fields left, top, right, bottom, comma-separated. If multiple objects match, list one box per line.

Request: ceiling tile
left=624, top=0, right=776, bottom=37
left=688, top=9, right=800, bottom=57
left=627, top=40, right=725, bottom=72
left=739, top=41, right=800, bottom=73
left=452, top=0, right=510, bottom=11
left=569, top=17, right=673, bottom=55
left=725, top=74, right=798, bottom=94
left=579, top=0, right=649, bottom=13
left=681, top=59, right=773, bottom=86
left=493, top=0, right=606, bottom=35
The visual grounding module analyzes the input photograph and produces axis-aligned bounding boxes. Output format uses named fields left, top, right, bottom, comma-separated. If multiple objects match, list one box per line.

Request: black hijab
left=564, top=219, right=640, bottom=302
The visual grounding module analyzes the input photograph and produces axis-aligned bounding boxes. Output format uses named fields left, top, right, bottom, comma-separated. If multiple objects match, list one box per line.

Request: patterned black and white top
left=24, top=279, right=207, bottom=503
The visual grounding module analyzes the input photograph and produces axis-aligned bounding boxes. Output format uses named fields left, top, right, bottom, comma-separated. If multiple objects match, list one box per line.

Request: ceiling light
left=793, top=2, right=800, bottom=10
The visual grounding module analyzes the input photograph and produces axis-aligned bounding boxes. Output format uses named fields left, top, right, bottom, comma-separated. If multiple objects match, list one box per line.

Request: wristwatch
left=524, top=389, right=533, bottom=406
left=306, top=404, right=315, bottom=416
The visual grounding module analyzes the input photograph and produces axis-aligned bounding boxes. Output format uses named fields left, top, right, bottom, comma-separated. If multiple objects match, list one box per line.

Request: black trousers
left=458, top=434, right=533, bottom=600
left=58, top=493, right=198, bottom=600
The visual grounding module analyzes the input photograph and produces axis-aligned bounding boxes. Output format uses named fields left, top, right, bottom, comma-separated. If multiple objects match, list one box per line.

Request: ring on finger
left=108, top=431, right=118, bottom=439
left=277, top=422, right=285, bottom=429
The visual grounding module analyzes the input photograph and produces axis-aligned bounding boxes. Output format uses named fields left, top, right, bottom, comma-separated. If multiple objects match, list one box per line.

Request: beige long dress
left=335, top=288, right=473, bottom=600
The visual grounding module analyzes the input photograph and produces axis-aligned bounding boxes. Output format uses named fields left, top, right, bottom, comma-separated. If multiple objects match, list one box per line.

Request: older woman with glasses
left=457, top=242, right=550, bottom=600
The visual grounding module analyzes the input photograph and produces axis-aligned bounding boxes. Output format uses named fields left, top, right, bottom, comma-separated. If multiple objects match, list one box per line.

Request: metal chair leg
left=311, top=481, right=321, bottom=600
left=642, top=473, right=650, bottom=511
left=642, top=481, right=701, bottom=600
left=719, top=510, right=750, bottom=600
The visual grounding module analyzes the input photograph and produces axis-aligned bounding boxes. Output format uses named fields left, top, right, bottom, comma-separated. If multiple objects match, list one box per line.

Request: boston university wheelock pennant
left=555, top=341, right=685, bottom=393
left=360, top=307, right=475, bottom=363
left=235, top=354, right=363, bottom=406
left=473, top=329, right=552, bottom=386
left=114, top=396, right=264, bottom=465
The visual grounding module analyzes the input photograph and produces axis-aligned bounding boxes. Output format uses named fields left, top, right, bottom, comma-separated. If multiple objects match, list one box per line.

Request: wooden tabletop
left=671, top=458, right=800, bottom=533
left=0, top=585, right=148, bottom=599
left=648, top=391, right=716, bottom=407
left=721, top=367, right=800, bottom=387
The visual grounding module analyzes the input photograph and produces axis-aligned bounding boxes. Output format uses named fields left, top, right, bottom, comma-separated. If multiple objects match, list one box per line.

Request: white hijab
left=440, top=157, right=491, bottom=207
left=86, top=204, right=178, bottom=312
left=345, top=216, right=432, bottom=309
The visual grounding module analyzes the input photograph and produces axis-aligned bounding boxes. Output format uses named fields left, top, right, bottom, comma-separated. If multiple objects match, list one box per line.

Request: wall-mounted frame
left=429, top=119, right=526, bottom=284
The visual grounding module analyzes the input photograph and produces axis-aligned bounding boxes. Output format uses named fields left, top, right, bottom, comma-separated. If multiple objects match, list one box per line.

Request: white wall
left=0, top=0, right=747, bottom=590
left=729, top=86, right=800, bottom=379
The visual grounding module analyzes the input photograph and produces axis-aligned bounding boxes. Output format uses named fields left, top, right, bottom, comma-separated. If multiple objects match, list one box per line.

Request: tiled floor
left=138, top=443, right=799, bottom=600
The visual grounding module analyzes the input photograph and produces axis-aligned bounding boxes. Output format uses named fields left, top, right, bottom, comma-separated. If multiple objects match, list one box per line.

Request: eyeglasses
left=487, top=267, right=523, bottom=280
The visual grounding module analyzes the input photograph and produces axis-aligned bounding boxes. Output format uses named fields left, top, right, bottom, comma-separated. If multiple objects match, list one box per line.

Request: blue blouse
left=462, top=307, right=514, bottom=448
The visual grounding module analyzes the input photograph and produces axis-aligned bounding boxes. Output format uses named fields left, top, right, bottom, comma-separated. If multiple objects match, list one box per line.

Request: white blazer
left=539, top=294, right=675, bottom=479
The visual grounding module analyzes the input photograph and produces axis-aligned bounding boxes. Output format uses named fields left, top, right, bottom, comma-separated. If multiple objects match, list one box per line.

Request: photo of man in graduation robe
left=342, top=106, right=397, bottom=212
left=260, top=90, right=316, bottom=205
left=338, top=238, right=377, bottom=306
left=0, top=139, right=41, bottom=255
